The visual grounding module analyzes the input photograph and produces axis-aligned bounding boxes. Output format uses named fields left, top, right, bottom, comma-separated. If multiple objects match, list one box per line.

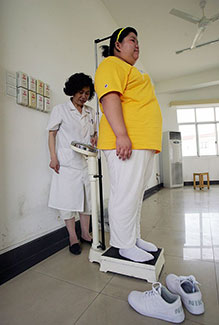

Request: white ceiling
left=101, top=0, right=219, bottom=83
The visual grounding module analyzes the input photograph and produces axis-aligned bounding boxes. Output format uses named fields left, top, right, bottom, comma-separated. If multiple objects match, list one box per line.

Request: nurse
left=47, top=73, right=97, bottom=255
left=95, top=27, right=162, bottom=262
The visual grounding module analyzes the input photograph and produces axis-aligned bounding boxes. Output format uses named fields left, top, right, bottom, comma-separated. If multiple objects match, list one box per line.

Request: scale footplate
left=99, top=246, right=165, bottom=283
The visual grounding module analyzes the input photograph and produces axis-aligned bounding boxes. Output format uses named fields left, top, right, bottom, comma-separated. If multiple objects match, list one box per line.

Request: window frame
left=177, top=106, right=219, bottom=157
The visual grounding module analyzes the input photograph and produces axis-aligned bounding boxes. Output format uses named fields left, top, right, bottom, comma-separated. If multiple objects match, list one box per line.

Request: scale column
left=87, top=155, right=99, bottom=249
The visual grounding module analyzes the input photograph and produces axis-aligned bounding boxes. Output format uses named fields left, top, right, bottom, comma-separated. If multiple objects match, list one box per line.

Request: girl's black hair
left=101, top=27, right=138, bottom=57
left=63, top=73, right=95, bottom=100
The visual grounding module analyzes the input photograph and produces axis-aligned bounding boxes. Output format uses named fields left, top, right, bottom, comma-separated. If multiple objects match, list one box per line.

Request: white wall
left=0, top=0, right=119, bottom=253
left=2, top=0, right=216, bottom=254
left=0, top=0, right=167, bottom=254
left=156, top=83, right=219, bottom=182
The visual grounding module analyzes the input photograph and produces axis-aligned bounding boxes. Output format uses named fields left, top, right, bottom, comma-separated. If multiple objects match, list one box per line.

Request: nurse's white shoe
left=136, top=238, right=158, bottom=252
left=119, top=245, right=154, bottom=262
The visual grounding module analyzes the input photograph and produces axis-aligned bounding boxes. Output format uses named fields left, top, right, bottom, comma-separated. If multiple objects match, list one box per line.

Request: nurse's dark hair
left=63, top=73, right=95, bottom=100
left=101, top=27, right=138, bottom=57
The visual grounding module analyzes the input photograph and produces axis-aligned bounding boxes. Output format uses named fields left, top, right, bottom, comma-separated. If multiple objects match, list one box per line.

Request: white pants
left=59, top=210, right=78, bottom=220
left=59, top=210, right=90, bottom=220
left=104, top=150, right=155, bottom=249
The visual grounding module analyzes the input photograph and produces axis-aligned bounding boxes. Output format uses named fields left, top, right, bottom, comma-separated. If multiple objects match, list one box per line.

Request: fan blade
left=176, top=38, right=219, bottom=54
left=210, top=12, right=219, bottom=22
left=191, top=27, right=206, bottom=48
left=170, top=8, right=200, bottom=24
left=196, top=38, right=219, bottom=48
left=176, top=47, right=191, bottom=54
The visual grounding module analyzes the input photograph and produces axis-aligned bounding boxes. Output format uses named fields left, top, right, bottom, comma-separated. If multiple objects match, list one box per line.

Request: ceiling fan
left=169, top=0, right=219, bottom=54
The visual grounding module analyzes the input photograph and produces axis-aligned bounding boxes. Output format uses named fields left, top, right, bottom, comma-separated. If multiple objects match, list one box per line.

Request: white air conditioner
left=162, top=131, right=183, bottom=188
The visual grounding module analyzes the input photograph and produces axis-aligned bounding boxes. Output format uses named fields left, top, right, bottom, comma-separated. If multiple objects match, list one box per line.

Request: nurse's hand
left=90, top=132, right=98, bottom=147
left=116, top=135, right=132, bottom=160
left=49, top=157, right=60, bottom=174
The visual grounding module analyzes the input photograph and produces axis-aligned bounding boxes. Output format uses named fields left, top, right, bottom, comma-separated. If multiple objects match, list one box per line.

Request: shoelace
left=144, top=282, right=162, bottom=296
left=179, top=275, right=201, bottom=293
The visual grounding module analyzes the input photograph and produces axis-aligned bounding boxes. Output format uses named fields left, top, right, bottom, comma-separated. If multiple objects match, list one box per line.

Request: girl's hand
left=116, top=134, right=132, bottom=160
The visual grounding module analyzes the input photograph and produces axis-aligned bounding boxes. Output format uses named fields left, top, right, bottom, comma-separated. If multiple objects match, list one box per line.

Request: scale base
left=89, top=246, right=165, bottom=283
left=89, top=246, right=103, bottom=264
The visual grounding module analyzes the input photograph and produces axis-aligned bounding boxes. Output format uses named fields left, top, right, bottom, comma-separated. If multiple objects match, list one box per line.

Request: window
left=197, top=124, right=216, bottom=156
left=215, top=107, right=219, bottom=120
left=196, top=107, right=214, bottom=122
left=178, top=124, right=197, bottom=156
left=177, top=106, right=219, bottom=157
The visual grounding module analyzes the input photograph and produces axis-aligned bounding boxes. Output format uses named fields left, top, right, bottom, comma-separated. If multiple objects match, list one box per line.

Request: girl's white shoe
left=128, top=282, right=185, bottom=323
left=166, top=274, right=204, bottom=315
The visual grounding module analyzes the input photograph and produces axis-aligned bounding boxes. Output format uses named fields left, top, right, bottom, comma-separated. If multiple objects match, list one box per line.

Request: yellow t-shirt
left=95, top=56, right=162, bottom=152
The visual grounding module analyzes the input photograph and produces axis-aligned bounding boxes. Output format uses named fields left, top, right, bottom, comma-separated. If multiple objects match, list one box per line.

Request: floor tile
left=145, top=229, right=214, bottom=261
left=75, top=293, right=199, bottom=325
left=159, top=255, right=219, bottom=325
left=155, top=214, right=212, bottom=235
left=215, top=262, right=219, bottom=298
left=1, top=186, right=219, bottom=325
left=102, top=273, right=152, bottom=301
left=211, top=218, right=219, bottom=259
left=34, top=245, right=113, bottom=292
left=213, top=247, right=219, bottom=262
left=0, top=270, right=97, bottom=325
left=140, top=209, right=161, bottom=231
left=102, top=255, right=219, bottom=325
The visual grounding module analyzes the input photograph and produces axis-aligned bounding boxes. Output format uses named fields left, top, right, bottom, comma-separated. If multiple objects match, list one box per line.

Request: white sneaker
left=166, top=274, right=204, bottom=315
left=128, top=282, right=185, bottom=323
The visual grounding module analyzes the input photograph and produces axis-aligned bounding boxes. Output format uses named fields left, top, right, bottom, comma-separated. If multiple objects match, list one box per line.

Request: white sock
left=119, top=245, right=154, bottom=262
left=136, top=238, right=158, bottom=252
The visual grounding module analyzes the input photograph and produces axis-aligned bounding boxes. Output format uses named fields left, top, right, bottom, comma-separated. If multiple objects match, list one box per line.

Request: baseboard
left=0, top=221, right=81, bottom=286
left=184, top=180, right=219, bottom=186
left=143, top=183, right=163, bottom=200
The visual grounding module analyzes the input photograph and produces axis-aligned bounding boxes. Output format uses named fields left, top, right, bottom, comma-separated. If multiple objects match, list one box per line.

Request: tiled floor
left=1, top=186, right=219, bottom=324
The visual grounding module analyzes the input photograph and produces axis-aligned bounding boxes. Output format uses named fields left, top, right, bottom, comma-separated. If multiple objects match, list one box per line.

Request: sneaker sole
left=183, top=304, right=204, bottom=315
left=128, top=301, right=184, bottom=323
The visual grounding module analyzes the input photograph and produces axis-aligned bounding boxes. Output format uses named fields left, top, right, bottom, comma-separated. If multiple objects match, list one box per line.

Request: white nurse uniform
left=47, top=100, right=96, bottom=216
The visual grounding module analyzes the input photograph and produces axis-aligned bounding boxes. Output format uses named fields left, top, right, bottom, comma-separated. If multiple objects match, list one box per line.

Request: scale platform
left=90, top=246, right=165, bottom=283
